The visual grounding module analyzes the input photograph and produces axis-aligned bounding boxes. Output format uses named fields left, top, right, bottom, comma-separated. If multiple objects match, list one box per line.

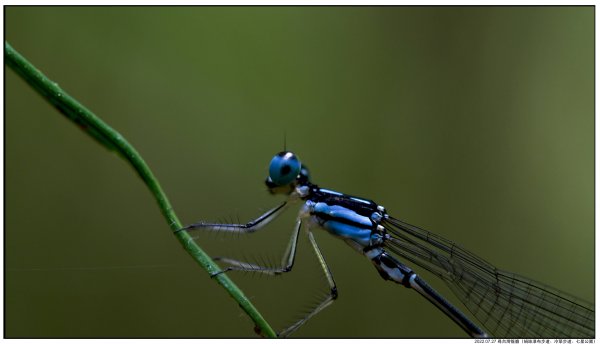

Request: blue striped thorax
left=303, top=190, right=388, bottom=251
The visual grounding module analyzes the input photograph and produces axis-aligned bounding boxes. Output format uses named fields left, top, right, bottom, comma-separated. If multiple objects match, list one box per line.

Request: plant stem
left=5, top=41, right=276, bottom=338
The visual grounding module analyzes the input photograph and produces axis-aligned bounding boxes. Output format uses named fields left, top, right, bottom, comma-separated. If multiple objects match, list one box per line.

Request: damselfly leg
left=180, top=201, right=338, bottom=337
left=278, top=230, right=338, bottom=337
left=177, top=202, right=289, bottom=234
left=210, top=219, right=301, bottom=277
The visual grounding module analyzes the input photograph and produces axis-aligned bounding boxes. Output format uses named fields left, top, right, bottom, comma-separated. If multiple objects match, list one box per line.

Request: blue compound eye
left=268, top=151, right=302, bottom=186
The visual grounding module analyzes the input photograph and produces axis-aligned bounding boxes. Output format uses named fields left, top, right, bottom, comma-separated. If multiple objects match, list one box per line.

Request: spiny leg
left=176, top=202, right=288, bottom=234
left=278, top=230, right=338, bottom=337
left=210, top=219, right=302, bottom=277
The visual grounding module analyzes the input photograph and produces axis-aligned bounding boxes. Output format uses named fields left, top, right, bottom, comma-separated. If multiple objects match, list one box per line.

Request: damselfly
left=178, top=151, right=594, bottom=338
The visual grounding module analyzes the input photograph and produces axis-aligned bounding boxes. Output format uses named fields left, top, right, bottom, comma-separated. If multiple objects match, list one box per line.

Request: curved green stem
left=5, top=41, right=276, bottom=338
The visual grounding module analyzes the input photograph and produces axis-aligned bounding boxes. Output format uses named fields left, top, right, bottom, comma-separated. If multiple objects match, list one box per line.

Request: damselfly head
left=265, top=151, right=310, bottom=194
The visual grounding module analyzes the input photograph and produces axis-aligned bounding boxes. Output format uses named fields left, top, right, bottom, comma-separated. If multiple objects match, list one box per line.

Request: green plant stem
left=5, top=41, right=276, bottom=338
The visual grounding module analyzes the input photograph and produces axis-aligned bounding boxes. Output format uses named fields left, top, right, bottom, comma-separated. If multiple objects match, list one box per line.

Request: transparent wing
left=383, top=216, right=594, bottom=338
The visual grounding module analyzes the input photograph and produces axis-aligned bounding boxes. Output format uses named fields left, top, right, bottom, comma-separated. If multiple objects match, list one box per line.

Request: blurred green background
left=6, top=6, right=594, bottom=338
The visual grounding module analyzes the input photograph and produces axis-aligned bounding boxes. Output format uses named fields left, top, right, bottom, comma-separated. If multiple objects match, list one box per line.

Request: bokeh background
left=6, top=6, right=594, bottom=338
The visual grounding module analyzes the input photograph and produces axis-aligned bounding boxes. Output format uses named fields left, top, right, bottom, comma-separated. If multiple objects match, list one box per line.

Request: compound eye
left=268, top=151, right=301, bottom=186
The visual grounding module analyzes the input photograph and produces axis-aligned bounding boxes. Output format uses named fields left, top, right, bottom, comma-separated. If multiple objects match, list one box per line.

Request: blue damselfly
left=178, top=151, right=594, bottom=338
